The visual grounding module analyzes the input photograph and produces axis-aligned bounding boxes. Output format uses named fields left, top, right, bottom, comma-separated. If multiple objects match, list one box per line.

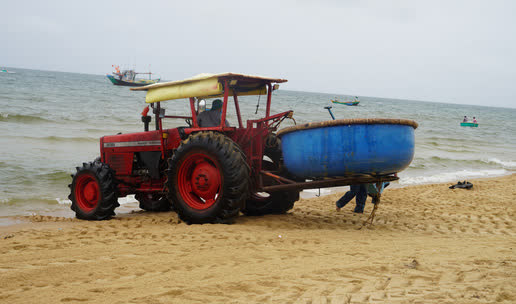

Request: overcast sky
left=2, top=0, right=515, bottom=108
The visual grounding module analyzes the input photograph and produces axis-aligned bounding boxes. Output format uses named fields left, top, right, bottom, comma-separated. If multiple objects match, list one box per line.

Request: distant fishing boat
left=331, top=96, right=360, bottom=106
left=0, top=68, right=16, bottom=74
left=331, top=100, right=360, bottom=106
left=107, top=65, right=160, bottom=87
left=460, top=122, right=478, bottom=127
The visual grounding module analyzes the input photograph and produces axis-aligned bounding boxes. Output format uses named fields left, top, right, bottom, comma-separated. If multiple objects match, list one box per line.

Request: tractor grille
left=106, top=153, right=133, bottom=175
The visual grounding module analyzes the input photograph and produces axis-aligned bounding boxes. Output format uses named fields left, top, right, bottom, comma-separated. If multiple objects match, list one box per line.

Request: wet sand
left=1, top=174, right=515, bottom=303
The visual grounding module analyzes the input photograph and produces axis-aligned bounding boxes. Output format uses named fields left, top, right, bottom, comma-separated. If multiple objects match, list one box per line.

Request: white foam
left=486, top=158, right=516, bottom=170
left=399, top=169, right=508, bottom=185
left=118, top=195, right=138, bottom=205
left=56, top=194, right=138, bottom=205
left=56, top=198, right=71, bottom=205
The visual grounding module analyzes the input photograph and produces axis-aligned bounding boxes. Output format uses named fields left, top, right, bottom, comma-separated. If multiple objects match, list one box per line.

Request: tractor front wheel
left=69, top=161, right=119, bottom=220
left=167, top=132, right=249, bottom=224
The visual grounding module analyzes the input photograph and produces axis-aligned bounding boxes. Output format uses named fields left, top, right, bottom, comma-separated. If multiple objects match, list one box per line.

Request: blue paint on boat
left=278, top=121, right=417, bottom=178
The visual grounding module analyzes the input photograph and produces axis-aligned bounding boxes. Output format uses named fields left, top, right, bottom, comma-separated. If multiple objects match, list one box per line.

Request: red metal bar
left=221, top=79, right=229, bottom=127
left=190, top=98, right=199, bottom=127
left=158, top=103, right=165, bottom=159
left=248, top=110, right=292, bottom=125
left=251, top=122, right=265, bottom=184
left=261, top=175, right=398, bottom=192
left=261, top=170, right=296, bottom=184
left=233, top=93, right=243, bottom=128
left=265, top=83, right=272, bottom=118
left=155, top=102, right=160, bottom=130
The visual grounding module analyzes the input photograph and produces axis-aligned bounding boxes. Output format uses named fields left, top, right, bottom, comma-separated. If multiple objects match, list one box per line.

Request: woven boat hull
left=277, top=119, right=417, bottom=178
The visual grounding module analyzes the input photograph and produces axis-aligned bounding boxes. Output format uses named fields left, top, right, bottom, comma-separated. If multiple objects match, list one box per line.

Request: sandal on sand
left=449, top=180, right=473, bottom=189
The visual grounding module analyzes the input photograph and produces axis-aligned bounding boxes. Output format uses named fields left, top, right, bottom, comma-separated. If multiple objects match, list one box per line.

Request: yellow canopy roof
left=131, top=73, right=288, bottom=103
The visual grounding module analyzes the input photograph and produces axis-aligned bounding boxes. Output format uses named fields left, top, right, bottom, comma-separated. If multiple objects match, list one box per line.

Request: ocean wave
left=418, top=142, right=476, bottom=153
left=486, top=158, right=516, bottom=170
left=399, top=169, right=509, bottom=185
left=0, top=113, right=52, bottom=124
left=1, top=170, right=73, bottom=189
left=19, top=135, right=98, bottom=143
left=0, top=161, right=16, bottom=169
left=0, top=112, right=111, bottom=125
left=415, top=155, right=515, bottom=169
left=422, top=141, right=440, bottom=147
left=0, top=197, right=61, bottom=206
left=421, top=136, right=466, bottom=143
left=36, top=170, right=73, bottom=182
left=408, top=162, right=426, bottom=169
left=418, top=156, right=482, bottom=165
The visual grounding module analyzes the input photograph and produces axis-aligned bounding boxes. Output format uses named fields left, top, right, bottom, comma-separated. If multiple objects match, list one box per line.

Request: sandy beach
left=1, top=174, right=514, bottom=303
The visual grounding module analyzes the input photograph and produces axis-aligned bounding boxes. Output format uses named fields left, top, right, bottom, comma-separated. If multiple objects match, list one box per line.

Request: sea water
left=1, top=68, right=515, bottom=217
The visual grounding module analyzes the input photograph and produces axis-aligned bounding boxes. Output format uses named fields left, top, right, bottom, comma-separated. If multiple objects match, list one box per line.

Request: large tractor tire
left=135, top=193, right=171, bottom=212
left=242, top=133, right=300, bottom=216
left=167, top=132, right=249, bottom=224
left=69, top=161, right=119, bottom=220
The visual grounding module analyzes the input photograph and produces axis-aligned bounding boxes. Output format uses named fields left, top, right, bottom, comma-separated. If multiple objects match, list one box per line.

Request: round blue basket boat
left=277, top=118, right=418, bottom=179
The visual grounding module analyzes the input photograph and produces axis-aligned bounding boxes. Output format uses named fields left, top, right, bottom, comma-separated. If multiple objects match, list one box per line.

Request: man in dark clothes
left=336, top=182, right=390, bottom=213
left=336, top=184, right=368, bottom=213
left=197, top=99, right=230, bottom=127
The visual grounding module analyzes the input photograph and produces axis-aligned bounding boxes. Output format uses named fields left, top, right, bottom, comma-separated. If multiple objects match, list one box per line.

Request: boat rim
left=277, top=118, right=418, bottom=137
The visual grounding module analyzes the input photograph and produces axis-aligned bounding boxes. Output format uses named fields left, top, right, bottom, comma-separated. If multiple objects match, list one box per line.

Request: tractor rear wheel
left=242, top=133, right=300, bottom=216
left=135, top=193, right=171, bottom=212
left=167, top=132, right=249, bottom=224
left=69, top=161, right=119, bottom=220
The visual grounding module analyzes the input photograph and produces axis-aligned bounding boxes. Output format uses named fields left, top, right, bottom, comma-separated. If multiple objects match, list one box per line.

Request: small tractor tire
left=69, top=161, right=119, bottom=220
left=242, top=133, right=300, bottom=216
left=167, top=132, right=249, bottom=224
left=135, top=193, right=171, bottom=212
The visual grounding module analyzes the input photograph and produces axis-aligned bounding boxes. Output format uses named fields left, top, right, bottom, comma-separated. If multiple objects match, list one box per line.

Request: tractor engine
left=99, top=129, right=181, bottom=196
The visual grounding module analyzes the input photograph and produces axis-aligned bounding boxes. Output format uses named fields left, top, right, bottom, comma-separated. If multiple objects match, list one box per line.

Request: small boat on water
left=460, top=122, right=478, bottom=127
left=331, top=96, right=360, bottom=106
left=107, top=65, right=160, bottom=87
left=0, top=68, right=16, bottom=74
left=332, top=100, right=360, bottom=106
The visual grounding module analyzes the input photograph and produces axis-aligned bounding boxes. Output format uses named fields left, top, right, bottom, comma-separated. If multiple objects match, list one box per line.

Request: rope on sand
left=361, top=195, right=380, bottom=228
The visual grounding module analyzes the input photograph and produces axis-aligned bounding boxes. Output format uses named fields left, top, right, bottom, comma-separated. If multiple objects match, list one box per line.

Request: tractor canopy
left=131, top=73, right=287, bottom=103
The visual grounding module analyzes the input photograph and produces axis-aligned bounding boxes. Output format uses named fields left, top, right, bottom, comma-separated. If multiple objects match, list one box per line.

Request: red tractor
left=69, top=73, right=399, bottom=224
left=69, top=73, right=304, bottom=223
